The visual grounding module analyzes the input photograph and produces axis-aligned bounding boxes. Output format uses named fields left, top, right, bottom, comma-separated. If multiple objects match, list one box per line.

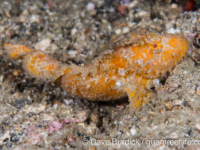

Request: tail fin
left=4, top=44, right=70, bottom=81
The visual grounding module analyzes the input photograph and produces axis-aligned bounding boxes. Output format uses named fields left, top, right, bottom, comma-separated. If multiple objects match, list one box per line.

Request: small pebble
left=89, top=10, right=97, bottom=16
left=64, top=99, right=74, bottom=105
left=0, top=131, right=10, bottom=144
left=90, top=114, right=99, bottom=124
left=122, top=26, right=129, bottom=34
left=128, top=22, right=136, bottom=27
left=165, top=102, right=173, bottom=110
left=53, top=104, right=57, bottom=110
left=22, top=104, right=46, bottom=114
left=35, top=38, right=51, bottom=51
left=183, top=101, right=189, bottom=107
left=19, top=10, right=29, bottom=22
left=10, top=133, right=19, bottom=142
left=115, top=28, right=122, bottom=35
left=195, top=123, right=200, bottom=131
left=86, top=2, right=95, bottom=11
left=167, top=28, right=181, bottom=34
left=41, top=113, right=54, bottom=121
left=174, top=100, right=182, bottom=106
left=30, top=14, right=40, bottom=23
left=192, top=17, right=198, bottom=24
left=117, top=5, right=126, bottom=15
left=13, top=69, right=21, bottom=76
left=71, top=28, right=78, bottom=36
left=170, top=3, right=178, bottom=9
left=0, top=26, right=6, bottom=33
left=54, top=101, right=62, bottom=106
left=0, top=75, right=4, bottom=84
left=128, top=0, right=138, bottom=9
left=170, top=132, right=179, bottom=139
left=135, top=11, right=149, bottom=17
left=50, top=44, right=58, bottom=52
left=130, top=127, right=137, bottom=136
left=77, top=111, right=87, bottom=122
left=68, top=50, right=78, bottom=58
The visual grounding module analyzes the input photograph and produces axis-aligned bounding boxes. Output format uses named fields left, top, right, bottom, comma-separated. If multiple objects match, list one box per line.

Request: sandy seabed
left=0, top=0, right=200, bottom=149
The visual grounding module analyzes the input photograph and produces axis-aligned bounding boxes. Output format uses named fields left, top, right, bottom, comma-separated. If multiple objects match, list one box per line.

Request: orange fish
left=4, top=33, right=189, bottom=109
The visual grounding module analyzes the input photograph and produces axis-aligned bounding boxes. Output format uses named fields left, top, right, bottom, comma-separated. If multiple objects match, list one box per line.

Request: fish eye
left=153, top=44, right=157, bottom=48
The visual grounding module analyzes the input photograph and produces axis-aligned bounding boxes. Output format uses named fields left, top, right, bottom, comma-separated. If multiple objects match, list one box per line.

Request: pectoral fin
left=125, top=86, right=150, bottom=109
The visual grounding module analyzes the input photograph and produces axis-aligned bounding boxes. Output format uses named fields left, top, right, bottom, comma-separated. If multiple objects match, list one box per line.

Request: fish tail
left=4, top=44, right=70, bottom=81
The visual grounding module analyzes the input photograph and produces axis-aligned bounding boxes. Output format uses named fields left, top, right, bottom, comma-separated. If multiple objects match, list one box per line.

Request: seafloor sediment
left=0, top=0, right=200, bottom=149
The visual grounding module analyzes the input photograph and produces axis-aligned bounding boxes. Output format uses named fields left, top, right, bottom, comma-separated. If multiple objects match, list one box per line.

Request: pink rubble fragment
left=27, top=125, right=41, bottom=144
left=48, top=121, right=63, bottom=134
left=64, top=119, right=70, bottom=124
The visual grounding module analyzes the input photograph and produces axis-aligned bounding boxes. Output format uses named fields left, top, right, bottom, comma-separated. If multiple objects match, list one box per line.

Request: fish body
left=4, top=33, right=189, bottom=109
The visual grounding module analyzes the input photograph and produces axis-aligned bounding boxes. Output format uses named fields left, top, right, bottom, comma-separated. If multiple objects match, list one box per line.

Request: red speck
left=184, top=0, right=195, bottom=11
left=153, top=44, right=157, bottom=48
left=117, top=5, right=126, bottom=15
left=47, top=0, right=52, bottom=7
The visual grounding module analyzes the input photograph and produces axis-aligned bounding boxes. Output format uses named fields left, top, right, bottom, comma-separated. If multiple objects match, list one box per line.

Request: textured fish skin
left=4, top=33, right=189, bottom=109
